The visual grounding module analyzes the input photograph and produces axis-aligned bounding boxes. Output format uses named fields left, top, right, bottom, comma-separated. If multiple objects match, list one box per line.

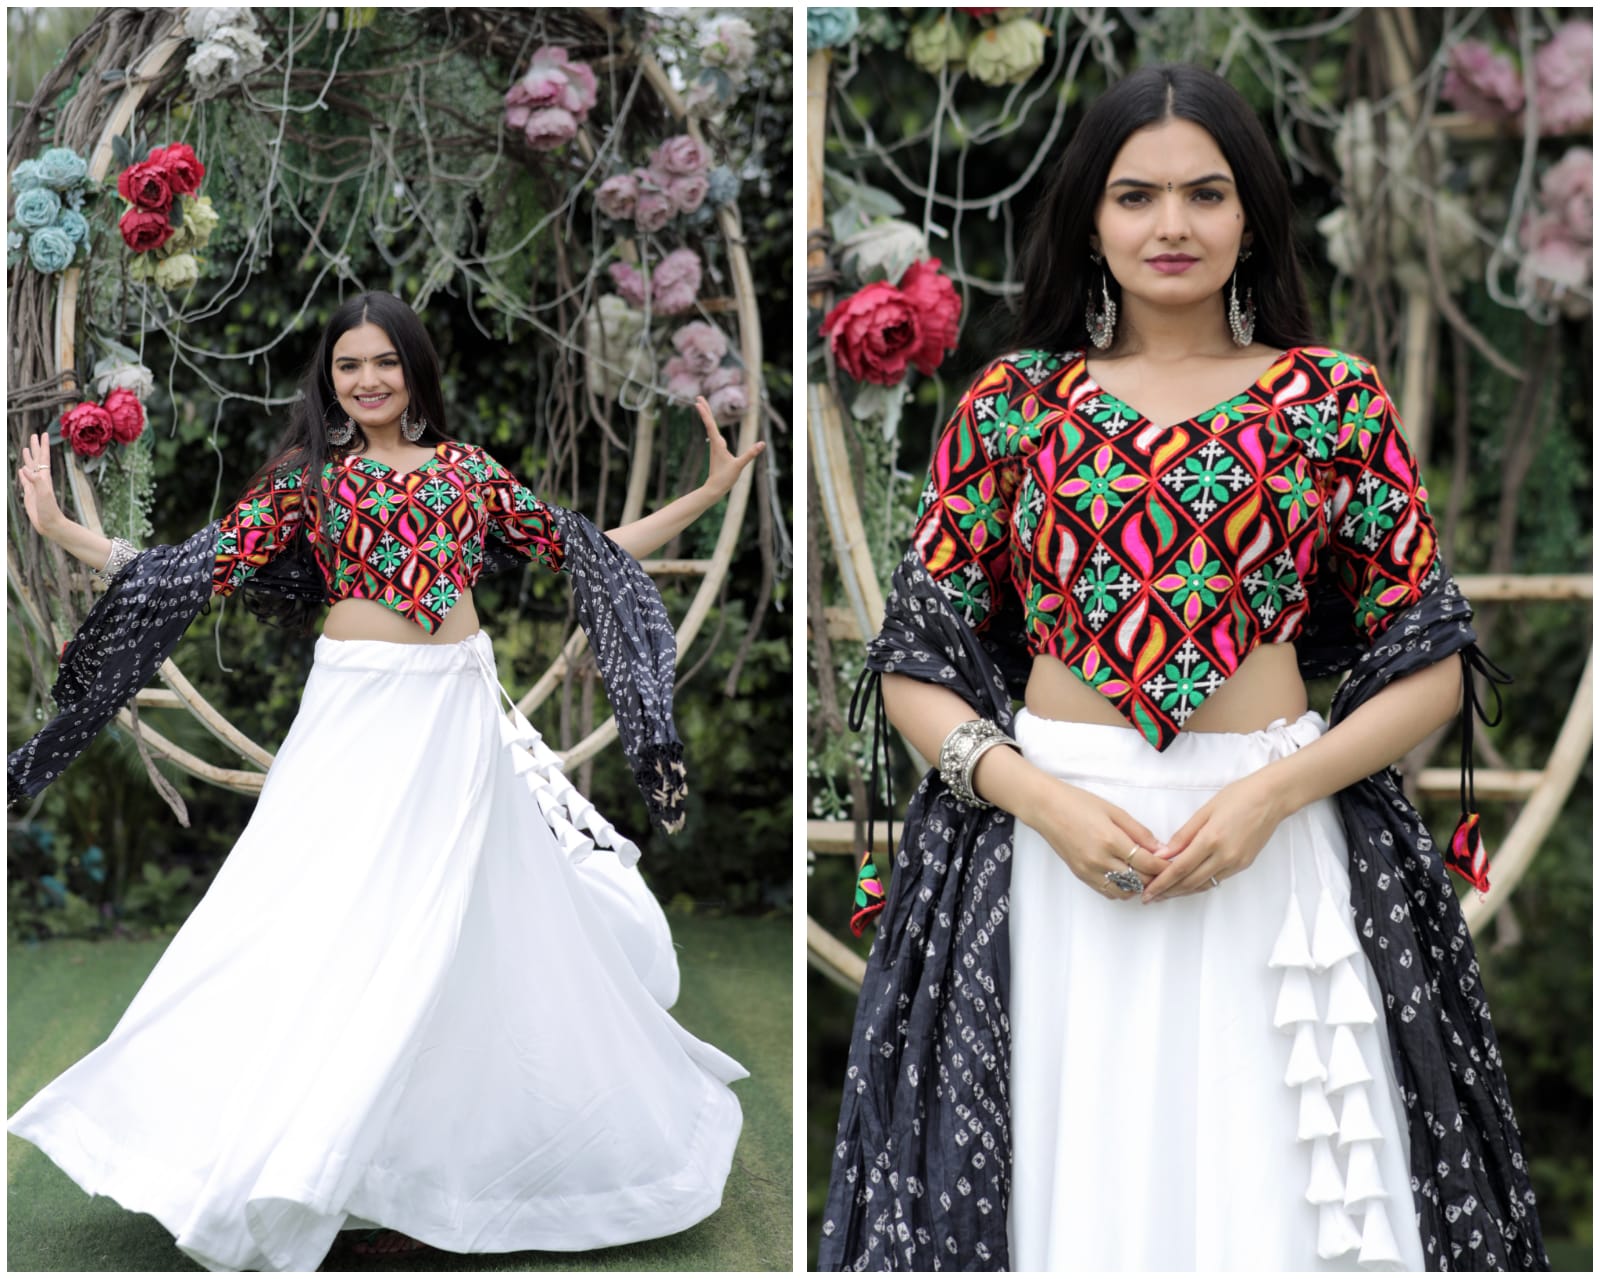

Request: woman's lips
left=354, top=394, right=390, bottom=406
left=1147, top=257, right=1198, bottom=274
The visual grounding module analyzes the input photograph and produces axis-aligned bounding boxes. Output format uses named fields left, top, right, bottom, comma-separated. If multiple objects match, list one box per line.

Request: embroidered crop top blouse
left=211, top=439, right=564, bottom=633
left=912, top=346, right=1441, bottom=750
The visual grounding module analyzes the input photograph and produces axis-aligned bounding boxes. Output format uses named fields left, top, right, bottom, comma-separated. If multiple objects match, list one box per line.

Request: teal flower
left=55, top=209, right=90, bottom=246
left=423, top=578, right=461, bottom=615
left=807, top=7, right=858, bottom=49
left=27, top=226, right=75, bottom=273
left=1346, top=482, right=1396, bottom=546
left=14, top=186, right=61, bottom=230
left=10, top=159, right=44, bottom=192
left=36, top=147, right=88, bottom=191
left=1157, top=658, right=1215, bottom=717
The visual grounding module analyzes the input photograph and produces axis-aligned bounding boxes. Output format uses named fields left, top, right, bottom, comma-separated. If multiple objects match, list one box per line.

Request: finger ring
left=32, top=465, right=46, bottom=474
left=1104, top=867, right=1142, bottom=895
left=1209, top=875, right=1220, bottom=888
left=1124, top=846, right=1138, bottom=866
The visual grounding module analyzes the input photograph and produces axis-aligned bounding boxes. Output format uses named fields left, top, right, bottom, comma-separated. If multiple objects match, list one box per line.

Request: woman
left=8, top=291, right=764, bottom=1271
left=820, top=66, right=1546, bottom=1271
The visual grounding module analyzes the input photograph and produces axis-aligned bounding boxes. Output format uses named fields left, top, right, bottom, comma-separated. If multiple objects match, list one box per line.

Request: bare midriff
left=1024, top=642, right=1309, bottom=734
left=322, top=595, right=483, bottom=644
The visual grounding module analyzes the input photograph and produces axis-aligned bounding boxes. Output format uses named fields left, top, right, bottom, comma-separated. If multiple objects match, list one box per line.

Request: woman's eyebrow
left=334, top=351, right=399, bottom=362
left=1107, top=173, right=1235, bottom=189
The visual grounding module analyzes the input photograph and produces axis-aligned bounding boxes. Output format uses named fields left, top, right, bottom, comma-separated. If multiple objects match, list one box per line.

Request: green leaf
left=168, top=198, right=184, bottom=229
left=111, top=133, right=131, bottom=168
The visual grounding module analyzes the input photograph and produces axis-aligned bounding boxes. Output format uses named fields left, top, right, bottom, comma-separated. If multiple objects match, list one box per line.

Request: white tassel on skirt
left=1006, top=708, right=1424, bottom=1271
left=8, top=631, right=745, bottom=1271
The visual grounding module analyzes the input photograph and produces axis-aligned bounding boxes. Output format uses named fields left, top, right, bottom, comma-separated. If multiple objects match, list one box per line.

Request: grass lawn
left=7, top=911, right=791, bottom=1272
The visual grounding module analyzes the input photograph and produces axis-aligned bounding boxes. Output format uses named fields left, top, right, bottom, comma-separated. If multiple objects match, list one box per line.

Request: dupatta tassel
left=1446, top=644, right=1511, bottom=893
left=847, top=668, right=892, bottom=937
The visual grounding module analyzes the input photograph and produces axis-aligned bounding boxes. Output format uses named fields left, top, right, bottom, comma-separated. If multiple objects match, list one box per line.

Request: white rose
left=837, top=219, right=931, bottom=285
left=91, top=356, right=156, bottom=401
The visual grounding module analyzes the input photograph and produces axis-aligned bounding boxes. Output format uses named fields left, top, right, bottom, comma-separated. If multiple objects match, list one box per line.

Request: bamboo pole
left=808, top=914, right=868, bottom=992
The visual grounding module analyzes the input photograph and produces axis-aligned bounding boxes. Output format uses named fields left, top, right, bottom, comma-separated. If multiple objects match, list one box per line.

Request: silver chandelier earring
left=400, top=406, right=426, bottom=443
left=327, top=406, right=355, bottom=447
left=1228, top=246, right=1255, bottom=348
left=1085, top=253, right=1117, bottom=350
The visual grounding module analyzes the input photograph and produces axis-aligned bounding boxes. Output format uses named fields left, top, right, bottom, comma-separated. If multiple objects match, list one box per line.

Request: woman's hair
left=1006, top=63, right=1314, bottom=355
left=244, top=290, right=450, bottom=497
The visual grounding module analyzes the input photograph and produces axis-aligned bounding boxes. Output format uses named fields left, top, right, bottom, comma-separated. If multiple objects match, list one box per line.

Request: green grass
left=7, top=912, right=791, bottom=1272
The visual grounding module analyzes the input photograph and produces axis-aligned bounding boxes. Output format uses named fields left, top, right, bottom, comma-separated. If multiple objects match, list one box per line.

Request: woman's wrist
left=971, top=745, right=1054, bottom=826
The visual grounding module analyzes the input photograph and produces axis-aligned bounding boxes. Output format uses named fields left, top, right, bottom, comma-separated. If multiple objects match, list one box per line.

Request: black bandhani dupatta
left=8, top=506, right=686, bottom=832
left=820, top=556, right=1548, bottom=1271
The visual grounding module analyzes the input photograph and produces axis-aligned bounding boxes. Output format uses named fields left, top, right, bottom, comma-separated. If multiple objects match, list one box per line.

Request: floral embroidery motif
left=910, top=346, right=1439, bottom=750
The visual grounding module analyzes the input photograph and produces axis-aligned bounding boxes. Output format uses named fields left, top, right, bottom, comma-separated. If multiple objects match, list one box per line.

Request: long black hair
left=1007, top=64, right=1314, bottom=355
left=244, top=290, right=451, bottom=499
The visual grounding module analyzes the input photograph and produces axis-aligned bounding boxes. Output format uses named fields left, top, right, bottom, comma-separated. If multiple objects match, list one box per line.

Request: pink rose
left=517, top=47, right=598, bottom=117
left=635, top=191, right=673, bottom=233
left=505, top=102, right=532, bottom=129
left=703, top=365, right=744, bottom=393
left=1519, top=209, right=1591, bottom=308
left=523, top=108, right=578, bottom=151
left=60, top=402, right=114, bottom=458
left=662, top=356, right=702, bottom=403
left=820, top=282, right=922, bottom=385
left=650, top=134, right=711, bottom=178
left=595, top=173, right=639, bottom=220
left=103, top=388, right=146, bottom=444
left=897, top=259, right=962, bottom=375
left=1441, top=39, right=1524, bottom=120
left=1540, top=148, right=1593, bottom=244
left=1533, top=20, right=1593, bottom=133
left=707, top=382, right=747, bottom=424
left=608, top=261, right=648, bottom=308
left=672, top=320, right=727, bottom=374
left=667, top=173, right=709, bottom=215
left=651, top=248, right=702, bottom=316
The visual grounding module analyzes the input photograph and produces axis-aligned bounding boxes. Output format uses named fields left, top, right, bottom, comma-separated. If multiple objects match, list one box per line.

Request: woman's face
left=330, top=322, right=411, bottom=436
left=1089, top=117, right=1252, bottom=327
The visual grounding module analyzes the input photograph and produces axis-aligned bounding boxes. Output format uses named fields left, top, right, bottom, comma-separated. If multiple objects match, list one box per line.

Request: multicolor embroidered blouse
left=212, top=439, right=564, bottom=633
left=912, top=346, right=1441, bottom=750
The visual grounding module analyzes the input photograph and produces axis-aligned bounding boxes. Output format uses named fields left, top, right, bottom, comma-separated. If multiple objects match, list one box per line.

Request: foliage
left=807, top=7, right=1592, bottom=1262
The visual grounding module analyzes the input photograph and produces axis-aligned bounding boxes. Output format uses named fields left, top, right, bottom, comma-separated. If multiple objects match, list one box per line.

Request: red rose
left=820, top=282, right=923, bottom=385
left=103, top=388, right=146, bottom=444
left=148, top=142, right=205, bottom=196
left=898, top=258, right=962, bottom=375
left=119, top=207, right=175, bottom=253
left=116, top=159, right=173, bottom=212
left=61, top=402, right=114, bottom=458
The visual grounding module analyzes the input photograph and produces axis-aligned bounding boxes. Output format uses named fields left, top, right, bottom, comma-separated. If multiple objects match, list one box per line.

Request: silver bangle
left=938, top=718, right=1018, bottom=809
left=96, top=536, right=138, bottom=583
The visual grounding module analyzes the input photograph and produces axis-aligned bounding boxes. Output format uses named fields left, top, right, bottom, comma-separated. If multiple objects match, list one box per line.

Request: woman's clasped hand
left=1027, top=768, right=1290, bottom=903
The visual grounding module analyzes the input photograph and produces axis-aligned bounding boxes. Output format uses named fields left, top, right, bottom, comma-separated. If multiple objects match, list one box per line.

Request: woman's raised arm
left=603, top=398, right=764, bottom=561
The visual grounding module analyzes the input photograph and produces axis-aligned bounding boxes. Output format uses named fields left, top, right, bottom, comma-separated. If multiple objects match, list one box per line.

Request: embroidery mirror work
left=212, top=440, right=563, bottom=633
left=912, top=347, right=1440, bottom=749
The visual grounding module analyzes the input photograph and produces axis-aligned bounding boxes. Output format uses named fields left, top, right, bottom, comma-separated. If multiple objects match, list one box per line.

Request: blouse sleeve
left=479, top=452, right=565, bottom=574
left=1315, top=357, right=1442, bottom=642
left=212, top=464, right=307, bottom=597
left=909, top=355, right=1034, bottom=634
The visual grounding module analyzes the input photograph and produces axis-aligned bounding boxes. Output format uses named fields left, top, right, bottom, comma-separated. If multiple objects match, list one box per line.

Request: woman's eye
left=1116, top=192, right=1148, bottom=207
left=1194, top=189, right=1224, bottom=203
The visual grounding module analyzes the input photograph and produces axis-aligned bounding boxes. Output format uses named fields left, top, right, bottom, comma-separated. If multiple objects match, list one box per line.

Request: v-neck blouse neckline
left=1081, top=346, right=1301, bottom=432
left=338, top=440, right=449, bottom=482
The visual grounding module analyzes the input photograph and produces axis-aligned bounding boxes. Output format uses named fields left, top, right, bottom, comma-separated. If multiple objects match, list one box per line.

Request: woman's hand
left=1020, top=776, right=1170, bottom=901
left=1140, top=770, right=1289, bottom=903
left=17, top=432, right=67, bottom=537
left=694, top=396, right=764, bottom=498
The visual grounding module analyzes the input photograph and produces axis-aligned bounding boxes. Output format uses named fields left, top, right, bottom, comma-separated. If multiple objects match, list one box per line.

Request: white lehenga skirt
left=1007, top=709, right=1426, bottom=1272
left=7, top=631, right=746, bottom=1272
